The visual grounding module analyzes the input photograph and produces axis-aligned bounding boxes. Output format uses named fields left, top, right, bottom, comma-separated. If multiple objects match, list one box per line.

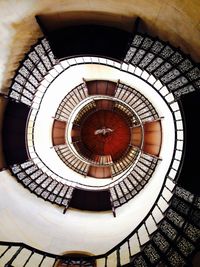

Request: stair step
left=115, top=82, right=158, bottom=122
left=55, top=144, right=89, bottom=175
left=23, top=253, right=45, bottom=267
left=9, top=37, right=55, bottom=106
left=160, top=220, right=178, bottom=241
left=183, top=223, right=200, bottom=243
left=124, top=33, right=200, bottom=102
left=151, top=206, right=164, bottom=226
left=110, top=151, right=159, bottom=208
left=118, top=242, right=131, bottom=266
left=96, top=257, right=106, bottom=267
left=167, top=249, right=186, bottom=267
left=106, top=251, right=118, bottom=267
left=138, top=225, right=150, bottom=246
left=132, top=254, right=148, bottom=267
left=145, top=216, right=158, bottom=235
left=55, top=83, right=90, bottom=121
left=11, top=160, right=74, bottom=210
left=143, top=243, right=161, bottom=265
left=11, top=248, right=33, bottom=267
left=166, top=208, right=185, bottom=228
left=0, top=246, right=19, bottom=266
left=152, top=231, right=170, bottom=254
left=129, top=233, right=141, bottom=257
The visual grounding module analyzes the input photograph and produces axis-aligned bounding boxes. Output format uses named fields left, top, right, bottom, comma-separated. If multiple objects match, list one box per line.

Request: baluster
left=23, top=251, right=34, bottom=267
left=4, top=247, right=23, bottom=266
left=0, top=246, right=11, bottom=259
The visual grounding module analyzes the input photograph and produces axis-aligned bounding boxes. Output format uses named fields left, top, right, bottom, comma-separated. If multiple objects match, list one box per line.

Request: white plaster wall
left=0, top=97, right=7, bottom=169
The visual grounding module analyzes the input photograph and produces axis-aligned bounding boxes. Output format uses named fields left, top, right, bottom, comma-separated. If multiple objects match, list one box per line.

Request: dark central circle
left=80, top=110, right=131, bottom=161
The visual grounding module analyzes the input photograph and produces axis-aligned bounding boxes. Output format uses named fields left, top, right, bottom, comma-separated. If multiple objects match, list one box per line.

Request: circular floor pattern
left=80, top=109, right=131, bottom=161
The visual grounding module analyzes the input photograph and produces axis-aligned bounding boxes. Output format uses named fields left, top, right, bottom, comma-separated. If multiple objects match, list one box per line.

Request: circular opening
left=78, top=106, right=131, bottom=162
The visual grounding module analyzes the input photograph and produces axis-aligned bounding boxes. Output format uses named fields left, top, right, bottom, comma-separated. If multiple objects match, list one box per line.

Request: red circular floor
left=80, top=110, right=131, bottom=161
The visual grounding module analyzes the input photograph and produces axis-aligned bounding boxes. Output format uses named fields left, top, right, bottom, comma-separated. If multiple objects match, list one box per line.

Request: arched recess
left=131, top=120, right=162, bottom=157
left=2, top=100, right=30, bottom=165
left=52, top=119, right=66, bottom=146
left=0, top=96, right=8, bottom=170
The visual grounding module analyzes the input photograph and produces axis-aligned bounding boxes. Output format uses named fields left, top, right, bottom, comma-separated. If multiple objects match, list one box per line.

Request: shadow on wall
left=1, top=16, right=42, bottom=94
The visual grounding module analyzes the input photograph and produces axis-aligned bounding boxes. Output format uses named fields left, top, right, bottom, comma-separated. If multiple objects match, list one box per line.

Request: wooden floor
left=81, top=109, right=131, bottom=161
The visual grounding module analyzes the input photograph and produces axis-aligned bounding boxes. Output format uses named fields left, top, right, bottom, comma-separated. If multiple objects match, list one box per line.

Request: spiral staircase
left=0, top=19, right=200, bottom=267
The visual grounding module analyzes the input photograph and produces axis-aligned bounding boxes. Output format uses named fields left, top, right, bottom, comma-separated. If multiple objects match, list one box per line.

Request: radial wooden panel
left=86, top=80, right=116, bottom=96
left=131, top=121, right=162, bottom=157
left=95, top=99, right=114, bottom=110
left=87, top=165, right=112, bottom=178
left=143, top=120, right=162, bottom=157
left=52, top=119, right=66, bottom=146
left=131, top=126, right=142, bottom=147
left=80, top=110, right=131, bottom=161
left=71, top=125, right=81, bottom=142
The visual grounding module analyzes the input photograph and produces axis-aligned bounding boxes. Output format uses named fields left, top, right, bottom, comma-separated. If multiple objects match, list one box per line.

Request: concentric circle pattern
left=6, top=36, right=183, bottom=215
left=18, top=50, right=179, bottom=196
left=11, top=51, right=180, bottom=211
left=53, top=80, right=164, bottom=181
